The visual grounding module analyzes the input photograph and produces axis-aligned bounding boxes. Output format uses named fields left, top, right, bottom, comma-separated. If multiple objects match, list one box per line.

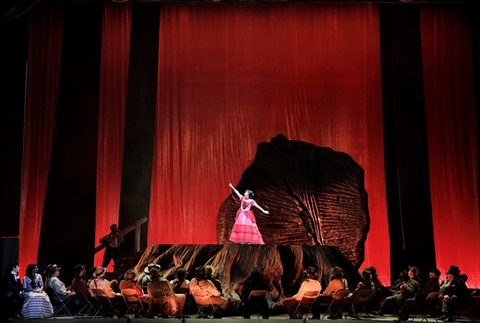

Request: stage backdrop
left=148, top=3, right=390, bottom=282
left=17, top=2, right=479, bottom=288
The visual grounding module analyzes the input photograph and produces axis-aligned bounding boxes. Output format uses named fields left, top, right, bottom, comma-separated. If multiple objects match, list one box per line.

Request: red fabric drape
left=19, top=3, right=64, bottom=274
left=150, top=3, right=390, bottom=283
left=421, top=6, right=480, bottom=288
left=94, top=2, right=131, bottom=271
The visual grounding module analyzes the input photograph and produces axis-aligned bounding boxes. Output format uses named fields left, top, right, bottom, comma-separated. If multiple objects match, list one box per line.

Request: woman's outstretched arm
left=229, top=183, right=242, bottom=199
left=254, top=203, right=269, bottom=214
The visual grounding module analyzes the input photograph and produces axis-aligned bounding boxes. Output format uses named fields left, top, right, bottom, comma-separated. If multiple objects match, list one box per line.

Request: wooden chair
left=246, top=290, right=268, bottom=319
left=292, top=290, right=320, bottom=319
left=121, top=288, right=146, bottom=318
left=191, top=288, right=216, bottom=318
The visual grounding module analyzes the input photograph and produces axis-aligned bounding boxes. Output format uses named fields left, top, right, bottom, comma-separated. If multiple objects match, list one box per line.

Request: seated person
left=205, top=265, right=223, bottom=295
left=378, top=266, right=420, bottom=316
left=2, top=263, right=24, bottom=319
left=385, top=269, right=409, bottom=297
left=438, top=265, right=469, bottom=322
left=312, top=266, right=349, bottom=319
left=22, top=264, right=54, bottom=319
left=147, top=267, right=185, bottom=318
left=238, top=267, right=270, bottom=319
left=282, top=266, right=322, bottom=319
left=170, top=268, right=191, bottom=295
left=47, top=266, right=76, bottom=302
left=119, top=269, right=150, bottom=314
left=348, top=268, right=375, bottom=318
left=71, top=264, right=89, bottom=297
left=190, top=266, right=228, bottom=318
left=138, top=263, right=161, bottom=291
left=368, top=266, right=384, bottom=311
left=89, top=266, right=124, bottom=315
left=397, top=267, right=440, bottom=321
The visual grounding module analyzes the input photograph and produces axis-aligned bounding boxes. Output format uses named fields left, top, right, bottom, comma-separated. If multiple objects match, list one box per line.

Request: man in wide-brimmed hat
left=438, top=265, right=469, bottom=322
left=137, top=263, right=161, bottom=289
left=119, top=269, right=149, bottom=315
left=282, top=266, right=322, bottom=318
left=89, top=267, right=120, bottom=299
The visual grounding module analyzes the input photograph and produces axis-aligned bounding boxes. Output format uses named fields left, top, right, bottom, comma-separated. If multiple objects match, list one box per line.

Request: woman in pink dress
left=228, top=183, right=269, bottom=244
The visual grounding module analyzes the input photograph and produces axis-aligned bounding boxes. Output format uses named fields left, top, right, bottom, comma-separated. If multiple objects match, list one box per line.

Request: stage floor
left=2, top=314, right=478, bottom=322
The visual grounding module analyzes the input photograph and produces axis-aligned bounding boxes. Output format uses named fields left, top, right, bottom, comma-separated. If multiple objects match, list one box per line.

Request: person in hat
left=147, top=268, right=186, bottom=318
left=236, top=267, right=270, bottom=319
left=282, top=266, right=322, bottom=319
left=100, top=224, right=124, bottom=268
left=71, top=264, right=89, bottom=297
left=190, top=266, right=228, bottom=317
left=46, top=265, right=75, bottom=302
left=119, top=269, right=149, bottom=303
left=377, top=266, right=420, bottom=316
left=397, top=267, right=441, bottom=321
left=347, top=268, right=376, bottom=318
left=438, top=265, right=469, bottom=322
left=138, top=263, right=161, bottom=290
left=205, top=265, right=223, bottom=296
left=311, top=266, right=349, bottom=319
left=88, top=266, right=120, bottom=299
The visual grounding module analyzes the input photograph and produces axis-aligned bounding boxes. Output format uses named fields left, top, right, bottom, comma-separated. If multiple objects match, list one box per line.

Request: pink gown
left=229, top=196, right=265, bottom=244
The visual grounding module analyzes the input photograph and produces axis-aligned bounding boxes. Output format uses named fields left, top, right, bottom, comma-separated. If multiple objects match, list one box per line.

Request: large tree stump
left=216, top=134, right=369, bottom=267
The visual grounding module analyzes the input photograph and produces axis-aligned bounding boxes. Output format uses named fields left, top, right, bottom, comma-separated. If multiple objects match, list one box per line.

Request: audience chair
left=73, top=288, right=95, bottom=318
left=46, top=286, right=73, bottom=317
left=292, top=290, right=320, bottom=319
left=247, top=290, right=268, bottom=319
left=121, top=288, right=146, bottom=318
left=191, top=288, right=216, bottom=318
left=349, top=289, right=374, bottom=319
left=90, top=288, right=116, bottom=318
left=323, top=290, right=351, bottom=319
left=411, top=291, right=440, bottom=322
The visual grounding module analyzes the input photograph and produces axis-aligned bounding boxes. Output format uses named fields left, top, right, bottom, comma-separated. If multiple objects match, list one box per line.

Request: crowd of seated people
left=1, top=260, right=475, bottom=321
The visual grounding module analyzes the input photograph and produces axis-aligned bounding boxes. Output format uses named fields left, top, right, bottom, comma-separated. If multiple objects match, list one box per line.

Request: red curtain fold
left=150, top=3, right=390, bottom=283
left=421, top=6, right=479, bottom=288
left=19, top=3, right=64, bottom=274
left=94, top=2, right=131, bottom=272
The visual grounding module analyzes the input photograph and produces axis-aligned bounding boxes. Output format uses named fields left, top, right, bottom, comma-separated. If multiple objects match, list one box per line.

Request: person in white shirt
left=283, top=266, right=322, bottom=318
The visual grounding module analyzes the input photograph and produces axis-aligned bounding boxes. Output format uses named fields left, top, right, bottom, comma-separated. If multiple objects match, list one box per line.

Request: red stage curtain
left=150, top=3, right=390, bottom=283
left=421, top=6, right=479, bottom=288
left=19, top=3, right=64, bottom=274
left=94, top=2, right=131, bottom=271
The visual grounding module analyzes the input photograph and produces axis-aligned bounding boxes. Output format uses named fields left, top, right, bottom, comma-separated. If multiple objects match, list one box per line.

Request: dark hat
left=75, top=264, right=86, bottom=274
left=446, top=265, right=460, bottom=277
left=125, top=269, right=138, bottom=280
left=196, top=266, right=206, bottom=279
left=429, top=268, right=441, bottom=277
left=144, top=263, right=161, bottom=274
left=361, top=269, right=372, bottom=280
left=304, top=266, right=317, bottom=277
left=48, top=265, right=60, bottom=275
left=333, top=266, right=344, bottom=278
left=93, top=266, right=106, bottom=278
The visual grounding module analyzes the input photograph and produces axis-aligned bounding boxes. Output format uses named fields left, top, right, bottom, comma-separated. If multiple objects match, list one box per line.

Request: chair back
left=353, top=289, right=373, bottom=304
left=248, top=290, right=267, bottom=299
left=300, top=290, right=320, bottom=305
left=121, top=288, right=140, bottom=302
left=425, top=291, right=440, bottom=301
left=335, top=289, right=350, bottom=299
left=191, top=288, right=214, bottom=307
